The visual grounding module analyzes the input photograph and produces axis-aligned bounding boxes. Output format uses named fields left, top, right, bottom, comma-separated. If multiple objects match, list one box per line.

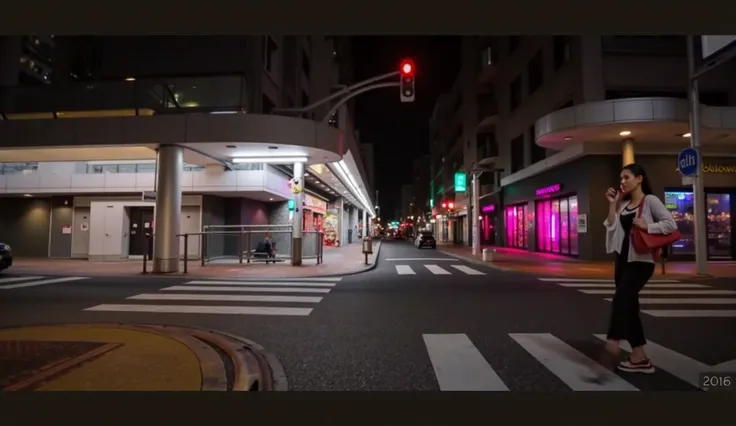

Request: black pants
left=606, top=255, right=655, bottom=348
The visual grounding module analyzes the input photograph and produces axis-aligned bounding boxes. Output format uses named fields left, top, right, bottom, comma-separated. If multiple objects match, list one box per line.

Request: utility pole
left=687, top=36, right=709, bottom=276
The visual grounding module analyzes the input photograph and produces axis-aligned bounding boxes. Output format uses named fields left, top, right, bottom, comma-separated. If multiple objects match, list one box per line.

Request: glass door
left=706, top=193, right=732, bottom=259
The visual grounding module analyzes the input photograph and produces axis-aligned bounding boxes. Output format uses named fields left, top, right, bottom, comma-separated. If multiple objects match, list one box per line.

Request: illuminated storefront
left=504, top=203, right=529, bottom=249
left=664, top=190, right=734, bottom=260
left=303, top=193, right=327, bottom=233
left=535, top=194, right=579, bottom=256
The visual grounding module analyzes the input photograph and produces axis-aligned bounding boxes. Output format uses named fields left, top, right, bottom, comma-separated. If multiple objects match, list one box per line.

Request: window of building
left=301, top=50, right=311, bottom=79
left=510, top=134, right=524, bottom=173
left=262, top=94, right=275, bottom=114
left=536, top=195, right=578, bottom=256
left=663, top=191, right=733, bottom=258
left=263, top=36, right=278, bottom=74
left=529, top=125, right=546, bottom=164
left=505, top=203, right=528, bottom=249
left=527, top=50, right=543, bottom=95
left=510, top=74, right=522, bottom=111
left=553, top=36, right=572, bottom=70
left=509, top=36, right=521, bottom=54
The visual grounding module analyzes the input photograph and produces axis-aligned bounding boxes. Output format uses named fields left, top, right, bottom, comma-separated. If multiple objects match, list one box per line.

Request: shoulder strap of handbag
left=636, top=195, right=648, bottom=218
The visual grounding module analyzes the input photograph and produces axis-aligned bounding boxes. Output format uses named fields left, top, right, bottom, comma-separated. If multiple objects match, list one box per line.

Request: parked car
left=0, top=242, right=12, bottom=272
left=415, top=232, right=437, bottom=249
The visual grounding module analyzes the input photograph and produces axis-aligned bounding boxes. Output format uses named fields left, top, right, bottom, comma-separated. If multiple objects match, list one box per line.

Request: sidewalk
left=7, top=240, right=381, bottom=279
left=438, top=244, right=736, bottom=280
left=0, top=323, right=284, bottom=391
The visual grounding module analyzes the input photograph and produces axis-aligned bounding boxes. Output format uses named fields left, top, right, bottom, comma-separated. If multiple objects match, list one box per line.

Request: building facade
left=0, top=36, right=375, bottom=270
left=479, top=36, right=736, bottom=260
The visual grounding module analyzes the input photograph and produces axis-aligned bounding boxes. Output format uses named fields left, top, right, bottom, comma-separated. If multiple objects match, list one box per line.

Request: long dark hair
left=621, top=163, right=653, bottom=200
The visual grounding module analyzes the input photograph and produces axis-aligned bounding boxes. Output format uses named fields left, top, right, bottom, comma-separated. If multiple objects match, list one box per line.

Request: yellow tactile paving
left=0, top=325, right=202, bottom=391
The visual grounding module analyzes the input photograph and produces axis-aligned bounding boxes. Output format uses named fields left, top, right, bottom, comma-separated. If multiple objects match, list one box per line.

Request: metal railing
left=141, top=224, right=325, bottom=274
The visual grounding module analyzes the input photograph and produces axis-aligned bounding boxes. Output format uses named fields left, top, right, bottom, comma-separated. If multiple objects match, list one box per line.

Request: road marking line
left=0, top=276, right=43, bottom=284
left=450, top=265, right=486, bottom=275
left=0, top=276, right=90, bottom=290
left=160, top=285, right=331, bottom=293
left=211, top=277, right=342, bottom=282
left=539, top=278, right=681, bottom=283
left=422, top=333, right=509, bottom=391
left=128, top=293, right=323, bottom=303
left=84, top=304, right=313, bottom=316
left=593, top=334, right=736, bottom=388
left=425, top=265, right=451, bottom=275
left=509, top=333, right=638, bottom=391
left=395, top=265, right=416, bottom=275
left=386, top=258, right=459, bottom=261
left=641, top=309, right=736, bottom=318
left=605, top=297, right=736, bottom=305
left=580, top=289, right=736, bottom=295
left=558, top=283, right=708, bottom=288
left=183, top=280, right=336, bottom=287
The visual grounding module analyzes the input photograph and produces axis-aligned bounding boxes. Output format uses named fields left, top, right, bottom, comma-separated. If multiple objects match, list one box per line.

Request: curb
left=8, top=241, right=383, bottom=281
left=0, top=322, right=285, bottom=391
left=439, top=250, right=513, bottom=272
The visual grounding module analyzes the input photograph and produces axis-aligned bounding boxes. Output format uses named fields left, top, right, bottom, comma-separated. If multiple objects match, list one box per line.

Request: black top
left=618, top=205, right=638, bottom=259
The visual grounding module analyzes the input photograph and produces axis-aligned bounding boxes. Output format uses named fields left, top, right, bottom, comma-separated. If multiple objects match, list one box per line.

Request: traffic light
left=399, top=59, right=415, bottom=103
left=441, top=202, right=447, bottom=209
left=448, top=202, right=455, bottom=209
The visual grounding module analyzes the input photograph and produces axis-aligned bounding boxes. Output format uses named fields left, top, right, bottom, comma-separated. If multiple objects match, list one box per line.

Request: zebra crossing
left=539, top=277, right=736, bottom=318
left=82, top=277, right=342, bottom=316
left=393, top=264, right=486, bottom=276
left=423, top=332, right=736, bottom=391
left=0, top=275, right=90, bottom=290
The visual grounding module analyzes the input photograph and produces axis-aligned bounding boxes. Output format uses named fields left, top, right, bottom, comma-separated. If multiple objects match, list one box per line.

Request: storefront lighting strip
left=233, top=156, right=308, bottom=164
left=332, top=161, right=375, bottom=218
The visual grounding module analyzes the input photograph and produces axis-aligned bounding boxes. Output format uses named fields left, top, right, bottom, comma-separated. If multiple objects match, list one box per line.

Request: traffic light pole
left=319, top=82, right=399, bottom=125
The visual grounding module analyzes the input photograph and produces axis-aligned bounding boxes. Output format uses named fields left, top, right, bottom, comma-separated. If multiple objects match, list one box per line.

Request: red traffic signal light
left=401, top=59, right=414, bottom=75
left=441, top=202, right=447, bottom=208
left=448, top=202, right=455, bottom=209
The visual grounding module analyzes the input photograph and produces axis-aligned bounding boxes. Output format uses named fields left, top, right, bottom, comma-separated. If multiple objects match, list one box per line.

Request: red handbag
left=630, top=196, right=682, bottom=258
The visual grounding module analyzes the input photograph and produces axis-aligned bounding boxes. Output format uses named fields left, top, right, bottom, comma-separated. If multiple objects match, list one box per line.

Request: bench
left=249, top=241, right=280, bottom=264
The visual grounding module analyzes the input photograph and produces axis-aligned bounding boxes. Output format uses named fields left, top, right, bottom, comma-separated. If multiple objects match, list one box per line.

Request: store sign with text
left=303, top=194, right=327, bottom=214
left=702, top=164, right=736, bottom=173
left=536, top=183, right=562, bottom=196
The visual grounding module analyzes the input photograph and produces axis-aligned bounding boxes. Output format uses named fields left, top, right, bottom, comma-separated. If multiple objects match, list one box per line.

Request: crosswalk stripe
left=580, top=289, right=736, bottom=296
left=192, top=277, right=342, bottom=282
left=539, top=278, right=681, bottom=283
left=84, top=304, right=313, bottom=316
left=423, top=333, right=509, bottom=391
left=593, top=334, right=736, bottom=388
left=509, top=333, right=639, bottom=391
left=425, top=265, right=451, bottom=275
left=395, top=265, right=416, bottom=275
left=183, top=280, right=336, bottom=287
left=0, top=276, right=43, bottom=284
left=387, top=258, right=459, bottom=261
left=641, top=309, right=736, bottom=318
left=606, top=297, right=736, bottom=305
left=161, top=285, right=331, bottom=293
left=558, top=283, right=707, bottom=288
left=450, top=265, right=485, bottom=275
left=127, top=293, right=323, bottom=303
left=0, top=276, right=90, bottom=290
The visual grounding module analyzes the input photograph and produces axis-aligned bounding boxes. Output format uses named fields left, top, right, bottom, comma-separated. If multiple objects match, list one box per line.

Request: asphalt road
left=1, top=240, right=734, bottom=391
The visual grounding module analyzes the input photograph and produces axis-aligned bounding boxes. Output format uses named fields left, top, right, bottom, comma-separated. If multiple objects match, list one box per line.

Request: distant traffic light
left=441, top=202, right=447, bottom=209
left=448, top=202, right=455, bottom=209
left=399, top=59, right=415, bottom=103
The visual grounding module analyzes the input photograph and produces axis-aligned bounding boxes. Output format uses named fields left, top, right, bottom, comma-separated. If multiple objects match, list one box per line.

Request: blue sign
left=677, top=148, right=699, bottom=176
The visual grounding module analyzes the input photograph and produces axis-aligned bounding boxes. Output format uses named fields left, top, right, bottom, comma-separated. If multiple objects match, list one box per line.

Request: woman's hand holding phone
left=605, top=187, right=620, bottom=204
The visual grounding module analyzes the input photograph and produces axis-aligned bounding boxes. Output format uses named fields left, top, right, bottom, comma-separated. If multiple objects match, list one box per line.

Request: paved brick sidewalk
left=439, top=244, right=736, bottom=280
left=7, top=241, right=381, bottom=279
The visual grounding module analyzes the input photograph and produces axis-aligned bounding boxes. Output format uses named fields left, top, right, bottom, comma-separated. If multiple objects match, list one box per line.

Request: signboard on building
left=454, top=172, right=467, bottom=193
left=577, top=214, right=588, bottom=234
left=142, top=191, right=156, bottom=201
left=304, top=194, right=327, bottom=214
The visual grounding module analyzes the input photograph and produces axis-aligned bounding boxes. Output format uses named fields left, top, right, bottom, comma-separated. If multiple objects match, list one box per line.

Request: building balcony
left=477, top=93, right=499, bottom=131
left=534, top=96, right=736, bottom=151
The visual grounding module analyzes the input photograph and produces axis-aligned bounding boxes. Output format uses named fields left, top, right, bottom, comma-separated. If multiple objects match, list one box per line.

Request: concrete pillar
left=152, top=145, right=183, bottom=273
left=622, top=138, right=635, bottom=166
left=291, top=161, right=305, bottom=266
left=362, top=209, right=367, bottom=238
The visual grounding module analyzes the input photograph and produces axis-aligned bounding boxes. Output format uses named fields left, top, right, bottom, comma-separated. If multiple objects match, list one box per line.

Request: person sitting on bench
left=253, top=235, right=276, bottom=263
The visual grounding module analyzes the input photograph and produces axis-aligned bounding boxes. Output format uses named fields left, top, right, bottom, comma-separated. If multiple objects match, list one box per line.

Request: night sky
left=351, top=36, right=462, bottom=219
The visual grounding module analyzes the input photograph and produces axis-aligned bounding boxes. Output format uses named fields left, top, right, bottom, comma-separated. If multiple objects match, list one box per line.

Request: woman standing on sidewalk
left=601, top=163, right=678, bottom=374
